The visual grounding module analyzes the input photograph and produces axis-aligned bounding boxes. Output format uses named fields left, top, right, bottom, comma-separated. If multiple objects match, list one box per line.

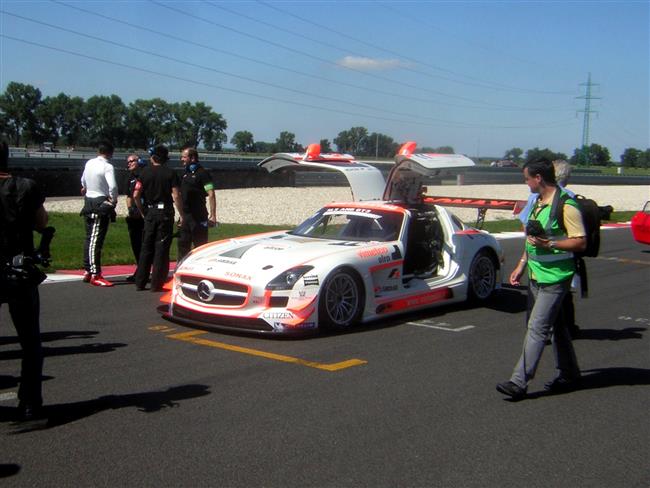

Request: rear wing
left=424, top=195, right=527, bottom=228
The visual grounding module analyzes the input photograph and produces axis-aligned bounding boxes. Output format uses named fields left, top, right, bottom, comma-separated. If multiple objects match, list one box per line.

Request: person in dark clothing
left=133, top=145, right=183, bottom=292
left=0, top=140, right=49, bottom=420
left=177, top=147, right=217, bottom=261
left=125, top=153, right=146, bottom=282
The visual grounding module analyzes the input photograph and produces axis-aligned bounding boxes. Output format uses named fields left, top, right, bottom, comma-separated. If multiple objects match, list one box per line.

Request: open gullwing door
left=382, top=141, right=475, bottom=203
left=258, top=143, right=386, bottom=202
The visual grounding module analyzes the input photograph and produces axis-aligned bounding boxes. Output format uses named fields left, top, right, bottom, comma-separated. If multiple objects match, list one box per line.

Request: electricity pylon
left=576, top=73, right=600, bottom=165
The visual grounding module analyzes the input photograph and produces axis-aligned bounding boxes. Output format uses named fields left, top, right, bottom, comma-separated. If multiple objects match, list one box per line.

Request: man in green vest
left=497, top=158, right=586, bottom=400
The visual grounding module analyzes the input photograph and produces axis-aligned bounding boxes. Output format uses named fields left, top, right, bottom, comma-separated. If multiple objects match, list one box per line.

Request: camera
left=525, top=219, right=546, bottom=238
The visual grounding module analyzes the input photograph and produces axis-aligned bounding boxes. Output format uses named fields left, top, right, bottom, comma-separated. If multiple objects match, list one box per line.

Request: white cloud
left=337, top=56, right=407, bottom=71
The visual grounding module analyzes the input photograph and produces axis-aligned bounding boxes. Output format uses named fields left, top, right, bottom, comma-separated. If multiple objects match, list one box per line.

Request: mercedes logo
left=197, top=280, right=214, bottom=302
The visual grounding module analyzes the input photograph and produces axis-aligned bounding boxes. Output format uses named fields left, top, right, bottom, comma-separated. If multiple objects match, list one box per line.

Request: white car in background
left=162, top=142, right=503, bottom=334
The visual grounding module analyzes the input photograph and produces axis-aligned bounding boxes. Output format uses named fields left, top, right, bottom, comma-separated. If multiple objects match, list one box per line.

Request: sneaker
left=544, top=376, right=580, bottom=393
left=90, top=275, right=114, bottom=287
left=82, top=272, right=91, bottom=283
left=496, top=381, right=527, bottom=400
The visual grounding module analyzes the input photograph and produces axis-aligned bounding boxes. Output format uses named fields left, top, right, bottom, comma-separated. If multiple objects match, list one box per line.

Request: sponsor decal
left=262, top=246, right=285, bottom=251
left=358, top=246, right=389, bottom=259
left=262, top=311, right=295, bottom=319
left=377, top=288, right=452, bottom=314
left=388, top=268, right=401, bottom=279
left=329, top=207, right=372, bottom=214
left=216, top=258, right=237, bottom=265
left=225, top=271, right=252, bottom=281
left=425, top=196, right=518, bottom=210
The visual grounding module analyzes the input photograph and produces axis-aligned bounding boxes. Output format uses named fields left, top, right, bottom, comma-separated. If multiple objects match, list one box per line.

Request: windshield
left=290, top=207, right=404, bottom=242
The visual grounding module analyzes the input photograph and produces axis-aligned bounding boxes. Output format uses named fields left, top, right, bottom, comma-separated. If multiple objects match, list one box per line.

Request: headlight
left=266, top=266, right=314, bottom=290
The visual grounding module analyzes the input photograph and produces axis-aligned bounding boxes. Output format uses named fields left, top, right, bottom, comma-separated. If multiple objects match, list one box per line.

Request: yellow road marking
left=164, top=330, right=367, bottom=372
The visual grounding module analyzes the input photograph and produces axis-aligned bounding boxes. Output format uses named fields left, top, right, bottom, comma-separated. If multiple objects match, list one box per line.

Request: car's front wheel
left=468, top=250, right=497, bottom=302
left=319, top=269, right=364, bottom=330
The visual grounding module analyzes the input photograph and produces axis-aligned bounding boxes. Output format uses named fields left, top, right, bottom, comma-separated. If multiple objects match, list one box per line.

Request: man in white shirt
left=80, top=142, right=118, bottom=287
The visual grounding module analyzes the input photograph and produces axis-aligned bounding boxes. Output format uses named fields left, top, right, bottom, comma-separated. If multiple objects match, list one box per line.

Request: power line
left=377, top=1, right=575, bottom=96
left=51, top=0, right=572, bottom=113
left=256, top=0, right=568, bottom=96
left=154, top=0, right=565, bottom=111
left=1, top=33, right=577, bottom=132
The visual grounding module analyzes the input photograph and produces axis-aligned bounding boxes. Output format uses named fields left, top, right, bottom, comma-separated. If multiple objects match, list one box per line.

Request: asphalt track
left=1, top=227, right=648, bottom=487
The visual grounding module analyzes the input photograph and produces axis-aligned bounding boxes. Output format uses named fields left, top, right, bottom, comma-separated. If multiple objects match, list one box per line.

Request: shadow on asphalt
left=519, top=367, right=650, bottom=401
left=0, top=464, right=20, bottom=479
left=1, top=384, right=211, bottom=433
left=575, top=326, right=646, bottom=341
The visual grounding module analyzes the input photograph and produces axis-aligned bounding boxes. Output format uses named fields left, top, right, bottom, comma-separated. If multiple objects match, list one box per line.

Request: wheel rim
left=471, top=255, right=495, bottom=300
left=324, top=273, right=360, bottom=326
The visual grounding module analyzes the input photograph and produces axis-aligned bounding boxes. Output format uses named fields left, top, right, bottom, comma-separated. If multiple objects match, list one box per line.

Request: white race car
left=163, top=142, right=504, bottom=334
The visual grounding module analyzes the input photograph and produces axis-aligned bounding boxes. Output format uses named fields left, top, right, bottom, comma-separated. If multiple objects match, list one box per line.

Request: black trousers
left=126, top=216, right=144, bottom=263
left=83, top=214, right=110, bottom=275
left=1, top=285, right=42, bottom=407
left=135, top=210, right=173, bottom=290
left=177, top=215, right=208, bottom=261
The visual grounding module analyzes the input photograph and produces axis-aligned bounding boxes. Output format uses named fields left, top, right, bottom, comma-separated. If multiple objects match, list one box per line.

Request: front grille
left=178, top=275, right=249, bottom=307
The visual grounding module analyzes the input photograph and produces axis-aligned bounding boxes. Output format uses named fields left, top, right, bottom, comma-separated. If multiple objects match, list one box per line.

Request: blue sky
left=1, top=0, right=648, bottom=159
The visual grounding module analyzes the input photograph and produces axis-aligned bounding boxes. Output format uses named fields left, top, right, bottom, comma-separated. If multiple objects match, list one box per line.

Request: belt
left=147, top=203, right=169, bottom=210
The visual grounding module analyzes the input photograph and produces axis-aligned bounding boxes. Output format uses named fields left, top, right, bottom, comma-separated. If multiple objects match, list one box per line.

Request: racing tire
left=467, top=250, right=497, bottom=303
left=319, top=268, right=364, bottom=331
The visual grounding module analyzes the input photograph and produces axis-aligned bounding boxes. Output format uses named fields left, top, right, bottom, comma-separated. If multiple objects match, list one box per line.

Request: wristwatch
left=549, top=241, right=556, bottom=249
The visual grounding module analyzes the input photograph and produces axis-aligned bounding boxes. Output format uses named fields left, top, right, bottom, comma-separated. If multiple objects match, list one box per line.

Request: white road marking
left=0, top=392, right=17, bottom=402
left=407, top=321, right=475, bottom=332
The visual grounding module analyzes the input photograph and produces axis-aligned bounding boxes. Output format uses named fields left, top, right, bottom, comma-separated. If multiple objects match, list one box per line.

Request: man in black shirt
left=125, top=153, right=146, bottom=282
left=0, top=141, right=48, bottom=420
left=177, top=147, right=217, bottom=261
left=133, top=145, right=183, bottom=292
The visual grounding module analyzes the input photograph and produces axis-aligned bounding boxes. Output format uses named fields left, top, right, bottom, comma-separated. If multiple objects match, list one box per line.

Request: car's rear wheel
left=319, top=269, right=364, bottom=330
left=468, top=251, right=497, bottom=302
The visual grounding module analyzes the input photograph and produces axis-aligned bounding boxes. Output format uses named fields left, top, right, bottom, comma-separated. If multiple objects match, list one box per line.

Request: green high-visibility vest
left=526, top=189, right=578, bottom=284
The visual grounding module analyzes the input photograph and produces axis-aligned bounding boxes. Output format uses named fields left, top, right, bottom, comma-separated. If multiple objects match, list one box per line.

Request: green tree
left=35, top=93, right=86, bottom=147
left=504, top=147, right=523, bottom=162
left=359, top=133, right=399, bottom=158
left=0, top=82, right=42, bottom=145
left=420, top=145, right=455, bottom=154
left=525, top=147, right=568, bottom=164
left=319, top=138, right=332, bottom=153
left=230, top=130, right=255, bottom=152
left=125, top=98, right=173, bottom=149
left=274, top=131, right=301, bottom=152
left=334, top=126, right=368, bottom=154
left=570, top=143, right=610, bottom=166
left=253, top=141, right=275, bottom=153
left=620, top=147, right=650, bottom=168
left=84, top=94, right=127, bottom=146
left=170, top=101, right=227, bottom=150
left=620, top=148, right=642, bottom=168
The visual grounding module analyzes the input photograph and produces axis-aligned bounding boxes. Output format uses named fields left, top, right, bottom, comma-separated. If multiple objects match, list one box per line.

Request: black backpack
left=547, top=189, right=602, bottom=298
left=557, top=194, right=601, bottom=258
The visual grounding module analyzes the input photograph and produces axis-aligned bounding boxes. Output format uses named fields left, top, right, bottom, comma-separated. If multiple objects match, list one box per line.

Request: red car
left=631, top=201, right=650, bottom=245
